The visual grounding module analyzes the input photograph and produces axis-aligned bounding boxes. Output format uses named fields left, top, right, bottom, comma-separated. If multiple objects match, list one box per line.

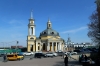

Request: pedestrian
left=64, top=55, right=68, bottom=66
left=69, top=52, right=72, bottom=59
left=84, top=55, right=88, bottom=61
left=3, top=54, right=7, bottom=62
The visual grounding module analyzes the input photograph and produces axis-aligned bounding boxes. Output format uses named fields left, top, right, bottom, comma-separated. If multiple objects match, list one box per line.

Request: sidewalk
left=68, top=58, right=82, bottom=66
left=53, top=56, right=82, bottom=66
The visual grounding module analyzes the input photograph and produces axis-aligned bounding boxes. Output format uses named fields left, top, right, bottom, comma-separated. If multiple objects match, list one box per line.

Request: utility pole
left=16, top=41, right=19, bottom=53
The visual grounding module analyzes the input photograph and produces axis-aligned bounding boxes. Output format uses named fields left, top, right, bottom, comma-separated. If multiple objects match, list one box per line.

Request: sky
left=0, top=0, right=96, bottom=47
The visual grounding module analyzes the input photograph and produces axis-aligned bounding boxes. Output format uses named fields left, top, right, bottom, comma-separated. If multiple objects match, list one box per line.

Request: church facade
left=27, top=11, right=65, bottom=52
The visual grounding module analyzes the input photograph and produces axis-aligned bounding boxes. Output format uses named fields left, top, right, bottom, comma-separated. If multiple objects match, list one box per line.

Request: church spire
left=67, top=34, right=71, bottom=43
left=48, top=17, right=51, bottom=22
left=30, top=10, right=33, bottom=19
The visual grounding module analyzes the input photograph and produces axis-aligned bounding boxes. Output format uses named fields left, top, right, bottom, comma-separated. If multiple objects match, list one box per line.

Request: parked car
left=71, top=52, right=77, bottom=55
left=23, top=52, right=34, bottom=56
left=34, top=53, right=47, bottom=58
left=74, top=50, right=82, bottom=53
left=7, top=54, right=24, bottom=61
left=46, top=53, right=54, bottom=57
left=56, top=52, right=64, bottom=56
left=0, top=53, right=4, bottom=57
left=17, top=54, right=25, bottom=60
left=64, top=52, right=70, bottom=55
left=53, top=52, right=58, bottom=56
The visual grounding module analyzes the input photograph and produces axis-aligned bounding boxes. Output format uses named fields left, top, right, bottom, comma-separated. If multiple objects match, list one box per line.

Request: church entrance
left=43, top=43, right=45, bottom=51
left=31, top=45, right=33, bottom=51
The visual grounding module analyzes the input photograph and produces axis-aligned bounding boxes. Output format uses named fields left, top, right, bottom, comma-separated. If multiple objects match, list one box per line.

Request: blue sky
left=0, top=0, right=96, bottom=47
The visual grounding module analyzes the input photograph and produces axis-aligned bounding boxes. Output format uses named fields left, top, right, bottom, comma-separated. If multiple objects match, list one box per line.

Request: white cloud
left=61, top=26, right=87, bottom=34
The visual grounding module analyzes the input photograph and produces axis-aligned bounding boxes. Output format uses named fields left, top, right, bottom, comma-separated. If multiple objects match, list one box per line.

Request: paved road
left=0, top=56, right=82, bottom=66
left=0, top=55, right=33, bottom=61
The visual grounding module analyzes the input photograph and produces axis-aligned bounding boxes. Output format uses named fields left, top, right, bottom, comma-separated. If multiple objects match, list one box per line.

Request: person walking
left=69, top=52, right=72, bottom=59
left=3, top=54, right=7, bottom=62
left=64, top=55, right=68, bottom=66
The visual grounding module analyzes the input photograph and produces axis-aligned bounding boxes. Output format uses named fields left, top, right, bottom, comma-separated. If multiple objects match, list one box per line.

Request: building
left=64, top=36, right=74, bottom=51
left=27, top=11, right=65, bottom=52
left=64, top=36, right=93, bottom=51
left=11, top=46, right=23, bottom=49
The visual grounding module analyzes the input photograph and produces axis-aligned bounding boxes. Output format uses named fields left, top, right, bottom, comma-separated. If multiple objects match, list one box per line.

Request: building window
left=49, top=24, right=50, bottom=27
left=38, top=46, right=40, bottom=50
left=51, top=32, right=54, bottom=34
left=30, top=37, right=34, bottom=39
left=44, top=32, right=46, bottom=34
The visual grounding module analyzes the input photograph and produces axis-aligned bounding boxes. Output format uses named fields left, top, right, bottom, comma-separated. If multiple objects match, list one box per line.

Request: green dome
left=40, top=28, right=59, bottom=37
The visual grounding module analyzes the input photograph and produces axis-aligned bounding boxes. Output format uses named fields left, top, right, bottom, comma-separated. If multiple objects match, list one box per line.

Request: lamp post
left=16, top=41, right=19, bottom=53
left=83, top=43, right=86, bottom=49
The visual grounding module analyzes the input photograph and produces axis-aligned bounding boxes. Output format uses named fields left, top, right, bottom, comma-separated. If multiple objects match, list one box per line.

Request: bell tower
left=27, top=10, right=36, bottom=52
left=28, top=10, right=35, bottom=35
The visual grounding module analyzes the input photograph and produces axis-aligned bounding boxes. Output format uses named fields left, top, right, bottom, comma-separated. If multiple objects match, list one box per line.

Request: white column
left=56, top=42, right=57, bottom=52
left=59, top=42, right=61, bottom=50
left=58, top=43, right=60, bottom=50
left=33, top=27, right=35, bottom=35
left=28, top=27, right=30, bottom=35
left=30, top=27, right=31, bottom=35
left=47, top=42, right=50, bottom=51
left=62, top=43, right=63, bottom=51
left=52, top=42, right=54, bottom=52
left=48, top=43, right=50, bottom=51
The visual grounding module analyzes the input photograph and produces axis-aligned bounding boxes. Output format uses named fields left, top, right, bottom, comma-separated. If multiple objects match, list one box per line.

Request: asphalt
left=0, top=56, right=82, bottom=66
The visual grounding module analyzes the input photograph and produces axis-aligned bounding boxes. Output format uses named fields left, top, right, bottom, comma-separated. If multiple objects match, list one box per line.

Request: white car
left=46, top=53, right=54, bottom=57
left=53, top=52, right=58, bottom=56
left=64, top=52, right=70, bottom=55
left=23, top=52, right=34, bottom=55
left=71, top=52, right=77, bottom=55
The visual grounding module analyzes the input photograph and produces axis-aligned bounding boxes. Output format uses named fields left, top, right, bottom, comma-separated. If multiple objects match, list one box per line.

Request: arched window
left=49, top=24, right=50, bottom=27
left=30, top=37, right=34, bottom=39
left=51, top=32, right=54, bottom=34
left=44, top=32, right=46, bottom=34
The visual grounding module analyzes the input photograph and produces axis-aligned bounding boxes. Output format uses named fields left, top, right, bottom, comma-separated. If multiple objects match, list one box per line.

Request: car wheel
left=17, top=58, right=20, bottom=61
left=22, top=58, right=24, bottom=60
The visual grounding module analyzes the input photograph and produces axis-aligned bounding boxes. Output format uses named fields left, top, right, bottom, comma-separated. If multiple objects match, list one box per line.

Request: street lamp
left=16, top=41, right=19, bottom=53
left=83, top=43, right=86, bottom=49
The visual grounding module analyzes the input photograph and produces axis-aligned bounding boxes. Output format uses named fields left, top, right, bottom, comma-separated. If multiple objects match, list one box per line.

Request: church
left=27, top=11, right=65, bottom=52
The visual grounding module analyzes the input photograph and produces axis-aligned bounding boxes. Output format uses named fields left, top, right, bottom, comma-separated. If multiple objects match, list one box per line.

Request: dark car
left=0, top=53, right=5, bottom=57
left=34, top=53, right=47, bottom=58
left=74, top=50, right=81, bottom=53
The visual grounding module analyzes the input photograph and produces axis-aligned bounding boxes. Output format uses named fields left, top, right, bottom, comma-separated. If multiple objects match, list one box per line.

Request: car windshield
left=27, top=52, right=31, bottom=53
left=17, top=54, right=23, bottom=56
left=35, top=53, right=43, bottom=55
left=46, top=53, right=52, bottom=54
left=7, top=55, right=14, bottom=57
